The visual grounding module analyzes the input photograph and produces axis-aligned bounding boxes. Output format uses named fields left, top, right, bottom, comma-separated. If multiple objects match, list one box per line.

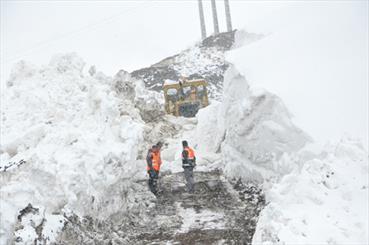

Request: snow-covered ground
left=172, top=46, right=225, bottom=80
left=253, top=138, right=368, bottom=244
left=177, top=206, right=225, bottom=233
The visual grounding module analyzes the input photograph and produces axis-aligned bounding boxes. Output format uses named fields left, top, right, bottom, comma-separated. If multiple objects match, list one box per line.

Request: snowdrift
left=193, top=63, right=368, bottom=244
left=253, top=138, right=369, bottom=244
left=0, top=53, right=160, bottom=244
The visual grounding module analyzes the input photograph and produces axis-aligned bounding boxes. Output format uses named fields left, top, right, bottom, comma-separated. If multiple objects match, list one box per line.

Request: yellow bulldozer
left=163, top=78, right=209, bottom=117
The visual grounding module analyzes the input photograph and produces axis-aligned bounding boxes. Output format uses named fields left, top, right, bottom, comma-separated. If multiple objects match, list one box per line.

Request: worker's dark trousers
left=148, top=171, right=159, bottom=194
left=183, top=167, right=195, bottom=193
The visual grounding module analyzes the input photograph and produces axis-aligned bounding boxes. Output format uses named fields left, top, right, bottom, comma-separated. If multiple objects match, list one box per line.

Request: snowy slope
left=130, top=30, right=263, bottom=100
left=130, top=32, right=233, bottom=100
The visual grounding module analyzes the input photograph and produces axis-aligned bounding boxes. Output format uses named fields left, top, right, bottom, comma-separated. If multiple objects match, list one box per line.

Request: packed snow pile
left=0, top=53, right=162, bottom=244
left=193, top=65, right=311, bottom=182
left=113, top=69, right=164, bottom=123
left=220, top=66, right=311, bottom=182
left=253, top=138, right=369, bottom=244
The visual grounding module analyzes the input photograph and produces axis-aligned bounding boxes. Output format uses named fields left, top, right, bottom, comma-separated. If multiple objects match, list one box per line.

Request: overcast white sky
left=1, top=0, right=368, bottom=148
left=3, top=0, right=354, bottom=79
left=1, top=0, right=286, bottom=80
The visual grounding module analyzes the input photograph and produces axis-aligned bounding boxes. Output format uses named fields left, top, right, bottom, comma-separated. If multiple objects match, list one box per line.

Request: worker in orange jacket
left=182, top=140, right=196, bottom=193
left=146, top=142, right=163, bottom=195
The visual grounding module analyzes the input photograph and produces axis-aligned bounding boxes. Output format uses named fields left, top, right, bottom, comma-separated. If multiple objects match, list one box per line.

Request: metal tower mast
left=211, top=0, right=219, bottom=35
left=224, top=0, right=233, bottom=32
left=198, top=0, right=207, bottom=39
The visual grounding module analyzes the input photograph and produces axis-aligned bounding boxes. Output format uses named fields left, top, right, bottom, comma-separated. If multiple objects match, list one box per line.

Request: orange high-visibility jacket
left=183, top=147, right=195, bottom=160
left=182, top=146, right=196, bottom=168
left=182, top=146, right=195, bottom=160
left=147, top=150, right=162, bottom=171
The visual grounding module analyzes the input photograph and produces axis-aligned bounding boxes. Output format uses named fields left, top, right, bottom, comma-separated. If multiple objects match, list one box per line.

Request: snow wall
left=0, top=53, right=160, bottom=244
left=194, top=63, right=368, bottom=244
left=194, top=65, right=311, bottom=183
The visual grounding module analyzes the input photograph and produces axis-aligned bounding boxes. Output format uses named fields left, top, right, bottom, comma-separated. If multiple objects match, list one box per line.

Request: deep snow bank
left=220, top=14, right=369, bottom=242
left=194, top=65, right=311, bottom=182
left=0, top=53, right=157, bottom=243
left=193, top=63, right=368, bottom=244
left=253, top=138, right=369, bottom=244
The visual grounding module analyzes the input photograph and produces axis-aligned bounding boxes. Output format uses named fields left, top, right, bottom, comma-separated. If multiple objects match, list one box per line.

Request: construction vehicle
left=163, top=78, right=209, bottom=117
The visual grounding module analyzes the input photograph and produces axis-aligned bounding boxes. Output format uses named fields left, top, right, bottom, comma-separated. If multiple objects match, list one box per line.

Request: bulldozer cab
left=163, top=78, right=209, bottom=117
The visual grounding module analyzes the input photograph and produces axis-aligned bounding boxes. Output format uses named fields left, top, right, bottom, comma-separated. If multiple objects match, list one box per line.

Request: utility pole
left=198, top=0, right=207, bottom=40
left=224, top=0, right=232, bottom=32
left=211, top=0, right=219, bottom=35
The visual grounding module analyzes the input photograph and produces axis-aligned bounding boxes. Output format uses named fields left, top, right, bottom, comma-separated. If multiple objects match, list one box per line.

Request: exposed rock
left=0, top=159, right=26, bottom=172
left=14, top=204, right=66, bottom=244
left=17, top=203, right=39, bottom=222
left=130, top=31, right=237, bottom=100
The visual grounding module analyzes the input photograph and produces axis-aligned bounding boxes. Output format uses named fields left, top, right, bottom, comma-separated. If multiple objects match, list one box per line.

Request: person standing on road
left=146, top=142, right=163, bottom=195
left=181, top=140, right=196, bottom=193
